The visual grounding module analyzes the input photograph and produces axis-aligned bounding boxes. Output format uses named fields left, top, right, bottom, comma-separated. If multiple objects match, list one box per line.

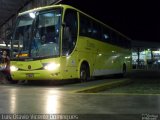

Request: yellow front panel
left=10, top=58, right=63, bottom=81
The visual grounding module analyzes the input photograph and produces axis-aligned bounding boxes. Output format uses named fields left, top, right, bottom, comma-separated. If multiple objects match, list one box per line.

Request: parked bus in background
left=10, top=4, right=132, bottom=82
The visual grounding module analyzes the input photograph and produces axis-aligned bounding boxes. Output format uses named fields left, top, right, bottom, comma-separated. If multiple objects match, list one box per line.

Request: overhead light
left=29, top=12, right=36, bottom=19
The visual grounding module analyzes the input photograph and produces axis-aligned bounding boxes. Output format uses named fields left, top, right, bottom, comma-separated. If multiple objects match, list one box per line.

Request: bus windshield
left=12, top=9, right=61, bottom=59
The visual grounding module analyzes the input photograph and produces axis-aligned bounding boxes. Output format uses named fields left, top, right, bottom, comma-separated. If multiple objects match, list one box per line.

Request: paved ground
left=0, top=70, right=160, bottom=120
left=101, top=70, right=160, bottom=94
left=0, top=84, right=160, bottom=116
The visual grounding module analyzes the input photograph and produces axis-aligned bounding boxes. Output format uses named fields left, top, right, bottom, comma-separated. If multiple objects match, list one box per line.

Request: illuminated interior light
left=16, top=53, right=28, bottom=57
left=29, top=12, right=36, bottom=18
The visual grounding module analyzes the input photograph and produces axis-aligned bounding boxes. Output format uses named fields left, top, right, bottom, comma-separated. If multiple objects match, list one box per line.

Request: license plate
left=26, top=73, right=34, bottom=78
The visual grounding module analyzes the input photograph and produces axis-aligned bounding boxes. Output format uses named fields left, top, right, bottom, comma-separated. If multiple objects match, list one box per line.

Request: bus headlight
left=43, top=63, right=60, bottom=71
left=10, top=66, right=18, bottom=72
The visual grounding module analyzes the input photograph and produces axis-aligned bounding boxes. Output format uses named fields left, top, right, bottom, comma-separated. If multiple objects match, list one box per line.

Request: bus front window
left=31, top=10, right=61, bottom=58
left=12, top=9, right=61, bottom=59
left=12, top=13, right=34, bottom=58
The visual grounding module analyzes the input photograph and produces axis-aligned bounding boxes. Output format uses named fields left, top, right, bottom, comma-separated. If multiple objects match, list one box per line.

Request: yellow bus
left=10, top=4, right=132, bottom=82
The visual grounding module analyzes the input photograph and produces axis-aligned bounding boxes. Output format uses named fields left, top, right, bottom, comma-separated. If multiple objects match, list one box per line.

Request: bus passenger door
left=61, top=9, right=79, bottom=79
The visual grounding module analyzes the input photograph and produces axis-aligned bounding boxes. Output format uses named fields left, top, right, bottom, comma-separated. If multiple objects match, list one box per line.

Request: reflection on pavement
left=45, top=90, right=60, bottom=114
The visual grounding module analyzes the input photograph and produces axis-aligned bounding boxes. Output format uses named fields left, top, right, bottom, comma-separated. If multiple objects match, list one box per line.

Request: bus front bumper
left=11, top=70, right=62, bottom=81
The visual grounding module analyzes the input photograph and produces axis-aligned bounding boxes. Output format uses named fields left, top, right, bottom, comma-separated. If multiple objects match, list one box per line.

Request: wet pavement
left=0, top=84, right=160, bottom=114
left=101, top=70, right=160, bottom=94
left=0, top=70, right=160, bottom=120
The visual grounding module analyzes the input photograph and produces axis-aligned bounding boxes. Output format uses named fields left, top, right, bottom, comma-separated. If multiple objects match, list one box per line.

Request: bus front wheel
left=80, top=63, right=90, bottom=82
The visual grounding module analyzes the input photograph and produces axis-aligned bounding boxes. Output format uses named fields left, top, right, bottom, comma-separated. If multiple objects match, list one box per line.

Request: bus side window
left=102, top=27, right=111, bottom=43
left=92, top=21, right=102, bottom=40
left=110, top=32, right=118, bottom=45
left=79, top=14, right=86, bottom=36
left=121, top=37, right=127, bottom=48
left=80, top=14, right=92, bottom=37
left=62, top=9, right=78, bottom=56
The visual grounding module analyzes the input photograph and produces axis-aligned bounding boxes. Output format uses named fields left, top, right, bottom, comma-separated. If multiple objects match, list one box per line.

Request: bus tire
left=80, top=63, right=90, bottom=82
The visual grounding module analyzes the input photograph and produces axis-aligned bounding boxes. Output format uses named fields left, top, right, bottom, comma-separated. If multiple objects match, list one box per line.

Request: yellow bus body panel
left=11, top=58, right=62, bottom=80
left=10, top=5, right=131, bottom=81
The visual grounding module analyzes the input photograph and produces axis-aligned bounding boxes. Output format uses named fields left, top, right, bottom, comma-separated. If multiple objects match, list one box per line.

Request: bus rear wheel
left=80, top=63, right=90, bottom=82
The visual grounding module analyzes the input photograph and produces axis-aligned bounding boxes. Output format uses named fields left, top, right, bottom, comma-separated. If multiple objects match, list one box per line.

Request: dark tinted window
left=119, top=36, right=125, bottom=47
left=79, top=13, right=130, bottom=48
left=110, top=32, right=118, bottom=45
left=102, top=27, right=111, bottom=43
left=80, top=14, right=92, bottom=37
left=92, top=21, right=102, bottom=40
left=62, top=9, right=78, bottom=55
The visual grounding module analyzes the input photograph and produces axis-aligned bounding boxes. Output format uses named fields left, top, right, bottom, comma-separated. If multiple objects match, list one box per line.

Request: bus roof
left=19, top=4, right=131, bottom=41
left=19, top=4, right=63, bottom=15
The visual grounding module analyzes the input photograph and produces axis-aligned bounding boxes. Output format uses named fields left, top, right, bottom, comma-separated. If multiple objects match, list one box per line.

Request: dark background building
left=0, top=0, right=159, bottom=44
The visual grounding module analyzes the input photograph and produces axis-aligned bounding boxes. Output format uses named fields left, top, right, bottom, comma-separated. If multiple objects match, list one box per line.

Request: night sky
left=60, top=0, right=160, bottom=42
